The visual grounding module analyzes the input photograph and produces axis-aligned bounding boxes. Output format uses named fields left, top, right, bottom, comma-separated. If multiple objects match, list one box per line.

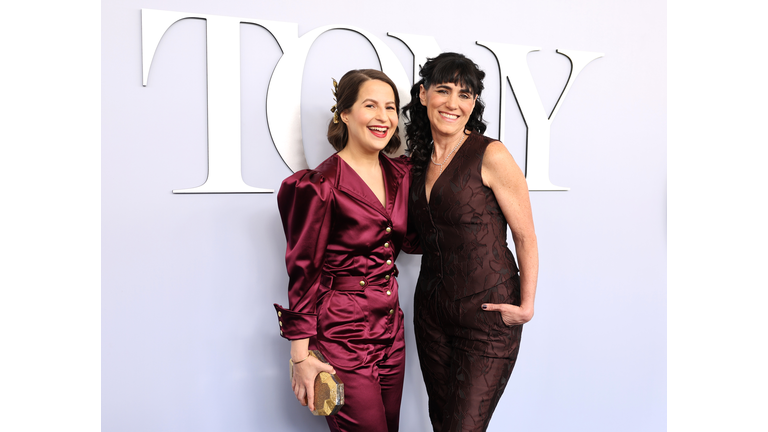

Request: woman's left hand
left=482, top=303, right=533, bottom=326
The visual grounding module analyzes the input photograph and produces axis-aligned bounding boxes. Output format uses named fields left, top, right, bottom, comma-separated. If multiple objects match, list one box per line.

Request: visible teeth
left=441, top=112, right=458, bottom=120
left=369, top=127, right=387, bottom=132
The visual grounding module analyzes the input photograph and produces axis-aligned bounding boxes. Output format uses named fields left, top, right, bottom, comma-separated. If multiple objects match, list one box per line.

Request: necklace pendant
left=430, top=133, right=467, bottom=176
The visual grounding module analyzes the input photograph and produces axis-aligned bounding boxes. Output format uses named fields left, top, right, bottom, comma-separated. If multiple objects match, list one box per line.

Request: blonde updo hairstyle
left=327, top=69, right=402, bottom=155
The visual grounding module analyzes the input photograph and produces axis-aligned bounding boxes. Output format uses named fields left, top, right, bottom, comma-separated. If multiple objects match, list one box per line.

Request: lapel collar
left=380, top=154, right=405, bottom=213
left=334, top=153, right=405, bottom=219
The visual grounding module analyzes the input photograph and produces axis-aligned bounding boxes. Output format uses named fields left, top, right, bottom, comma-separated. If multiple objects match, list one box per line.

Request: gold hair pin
left=330, top=78, right=339, bottom=124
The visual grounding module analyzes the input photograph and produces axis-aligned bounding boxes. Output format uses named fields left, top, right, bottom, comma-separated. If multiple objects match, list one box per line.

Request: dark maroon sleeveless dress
left=409, top=131, right=524, bottom=432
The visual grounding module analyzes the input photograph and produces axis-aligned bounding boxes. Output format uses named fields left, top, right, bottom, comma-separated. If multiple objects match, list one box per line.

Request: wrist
left=291, top=351, right=311, bottom=364
left=518, top=303, right=534, bottom=320
left=289, top=338, right=310, bottom=363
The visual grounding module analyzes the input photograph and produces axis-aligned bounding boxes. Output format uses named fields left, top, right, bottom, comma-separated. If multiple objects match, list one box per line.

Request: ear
left=419, top=84, right=427, bottom=106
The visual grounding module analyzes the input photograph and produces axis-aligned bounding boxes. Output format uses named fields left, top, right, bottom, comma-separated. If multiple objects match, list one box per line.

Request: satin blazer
left=273, top=153, right=418, bottom=344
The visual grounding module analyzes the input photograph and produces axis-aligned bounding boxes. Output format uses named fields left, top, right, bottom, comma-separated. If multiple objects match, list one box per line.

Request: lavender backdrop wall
left=102, top=1, right=666, bottom=430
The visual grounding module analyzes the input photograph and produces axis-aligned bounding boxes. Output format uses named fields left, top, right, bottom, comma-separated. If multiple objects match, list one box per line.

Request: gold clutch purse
left=289, top=350, right=344, bottom=416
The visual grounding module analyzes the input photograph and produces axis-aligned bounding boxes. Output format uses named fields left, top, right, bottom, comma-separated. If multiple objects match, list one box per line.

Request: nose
left=446, top=93, right=459, bottom=109
left=374, top=106, right=388, bottom=122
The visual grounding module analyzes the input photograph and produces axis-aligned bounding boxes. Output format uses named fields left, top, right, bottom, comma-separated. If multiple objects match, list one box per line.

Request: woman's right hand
left=291, top=353, right=336, bottom=412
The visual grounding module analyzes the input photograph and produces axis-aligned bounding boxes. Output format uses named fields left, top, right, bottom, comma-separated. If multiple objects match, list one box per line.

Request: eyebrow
left=362, top=98, right=396, bottom=105
left=435, top=84, right=472, bottom=94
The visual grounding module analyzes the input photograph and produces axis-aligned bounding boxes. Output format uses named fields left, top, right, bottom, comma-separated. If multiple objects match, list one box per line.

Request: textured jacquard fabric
left=409, top=132, right=524, bottom=431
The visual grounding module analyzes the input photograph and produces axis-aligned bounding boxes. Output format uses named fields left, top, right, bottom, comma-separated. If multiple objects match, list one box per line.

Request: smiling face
left=340, top=79, right=399, bottom=155
left=419, top=81, right=477, bottom=142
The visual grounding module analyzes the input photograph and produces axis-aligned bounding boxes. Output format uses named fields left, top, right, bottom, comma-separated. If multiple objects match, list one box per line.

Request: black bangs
left=404, top=52, right=489, bottom=175
left=422, top=53, right=485, bottom=96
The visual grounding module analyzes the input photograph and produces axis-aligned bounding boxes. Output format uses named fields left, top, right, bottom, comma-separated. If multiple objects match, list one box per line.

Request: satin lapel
left=380, top=154, right=405, bottom=215
left=335, top=154, right=392, bottom=219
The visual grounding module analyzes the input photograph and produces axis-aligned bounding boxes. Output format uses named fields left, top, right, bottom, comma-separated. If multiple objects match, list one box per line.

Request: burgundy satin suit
left=273, top=153, right=417, bottom=432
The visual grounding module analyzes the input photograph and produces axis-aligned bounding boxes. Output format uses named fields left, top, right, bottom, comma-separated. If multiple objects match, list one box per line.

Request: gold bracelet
left=291, top=352, right=311, bottom=365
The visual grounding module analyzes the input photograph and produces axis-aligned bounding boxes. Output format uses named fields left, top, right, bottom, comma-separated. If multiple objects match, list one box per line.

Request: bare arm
left=289, top=339, right=335, bottom=412
left=480, top=141, right=539, bottom=325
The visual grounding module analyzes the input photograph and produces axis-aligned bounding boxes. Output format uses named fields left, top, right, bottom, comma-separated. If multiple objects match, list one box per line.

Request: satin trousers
left=324, top=319, right=405, bottom=432
left=316, top=275, right=407, bottom=432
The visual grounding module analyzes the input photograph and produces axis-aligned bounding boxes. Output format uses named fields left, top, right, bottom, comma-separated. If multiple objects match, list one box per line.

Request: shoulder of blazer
left=305, top=153, right=341, bottom=189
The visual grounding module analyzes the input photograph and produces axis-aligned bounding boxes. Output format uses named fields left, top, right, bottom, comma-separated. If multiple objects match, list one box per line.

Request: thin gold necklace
left=430, top=133, right=466, bottom=174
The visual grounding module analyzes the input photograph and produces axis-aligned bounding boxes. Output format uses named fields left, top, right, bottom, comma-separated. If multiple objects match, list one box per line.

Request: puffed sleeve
left=273, top=169, right=333, bottom=340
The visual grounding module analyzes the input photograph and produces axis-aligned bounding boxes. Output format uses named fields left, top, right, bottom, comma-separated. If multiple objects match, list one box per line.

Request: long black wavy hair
left=403, top=52, right=488, bottom=175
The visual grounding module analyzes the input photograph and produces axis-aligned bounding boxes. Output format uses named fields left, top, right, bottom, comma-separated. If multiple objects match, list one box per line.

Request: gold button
left=278, top=311, right=282, bottom=317
left=386, top=259, right=392, bottom=265
left=385, top=227, right=392, bottom=233
left=359, top=280, right=366, bottom=287
left=279, top=321, right=283, bottom=326
left=388, top=309, right=394, bottom=315
left=280, top=330, right=283, bottom=336
left=386, top=290, right=391, bottom=296
left=385, top=274, right=390, bottom=280
left=384, top=242, right=389, bottom=248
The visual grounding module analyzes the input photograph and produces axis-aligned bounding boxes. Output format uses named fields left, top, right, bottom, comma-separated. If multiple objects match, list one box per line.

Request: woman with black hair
left=403, top=52, right=539, bottom=432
